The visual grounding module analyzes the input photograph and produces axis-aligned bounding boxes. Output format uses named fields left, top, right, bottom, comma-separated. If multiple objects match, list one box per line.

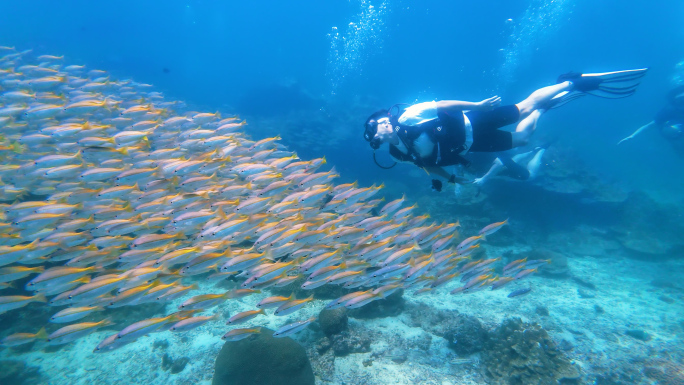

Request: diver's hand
left=617, top=136, right=633, bottom=145
left=473, top=177, right=486, bottom=186
left=477, top=96, right=501, bottom=111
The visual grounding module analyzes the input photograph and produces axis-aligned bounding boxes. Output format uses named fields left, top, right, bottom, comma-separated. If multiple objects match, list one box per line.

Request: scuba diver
left=617, top=85, right=684, bottom=158
left=363, top=69, right=648, bottom=191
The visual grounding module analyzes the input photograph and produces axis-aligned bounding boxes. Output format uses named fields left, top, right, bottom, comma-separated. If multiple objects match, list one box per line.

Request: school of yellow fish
left=0, top=47, right=543, bottom=352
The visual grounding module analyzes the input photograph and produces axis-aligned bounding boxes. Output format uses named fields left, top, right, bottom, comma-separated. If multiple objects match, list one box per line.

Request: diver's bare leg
left=516, top=81, right=572, bottom=118
left=511, top=109, right=541, bottom=147
left=483, top=158, right=504, bottom=177
left=512, top=150, right=535, bottom=163
left=527, top=147, right=546, bottom=180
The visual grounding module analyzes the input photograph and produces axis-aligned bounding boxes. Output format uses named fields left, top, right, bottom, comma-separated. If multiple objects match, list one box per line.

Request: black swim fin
left=546, top=68, right=648, bottom=110
left=497, top=154, right=530, bottom=181
left=557, top=68, right=648, bottom=99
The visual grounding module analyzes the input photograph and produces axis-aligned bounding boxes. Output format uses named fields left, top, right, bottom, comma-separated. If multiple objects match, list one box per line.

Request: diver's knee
left=516, top=102, right=533, bottom=117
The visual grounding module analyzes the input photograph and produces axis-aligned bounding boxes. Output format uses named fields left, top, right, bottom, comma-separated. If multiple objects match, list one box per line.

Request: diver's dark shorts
left=466, top=104, right=520, bottom=152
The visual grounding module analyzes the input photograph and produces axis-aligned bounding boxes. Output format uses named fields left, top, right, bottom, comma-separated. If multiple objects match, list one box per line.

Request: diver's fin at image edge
left=580, top=68, right=649, bottom=79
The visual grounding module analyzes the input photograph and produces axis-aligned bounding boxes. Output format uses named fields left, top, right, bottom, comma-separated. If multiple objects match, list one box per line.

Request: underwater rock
left=406, top=303, right=486, bottom=355
left=658, top=295, right=675, bottom=304
left=543, top=177, right=585, bottom=195
left=212, top=327, right=315, bottom=385
left=161, top=353, right=190, bottom=374
left=481, top=318, right=581, bottom=385
left=535, top=305, right=550, bottom=316
left=315, top=336, right=332, bottom=354
left=153, top=339, right=170, bottom=350
left=538, top=147, right=629, bottom=205
left=318, top=308, right=348, bottom=336
left=578, top=288, right=596, bottom=298
left=330, top=328, right=372, bottom=357
left=348, top=289, right=404, bottom=319
left=571, top=276, right=597, bottom=290
left=547, top=228, right=621, bottom=258
left=618, top=236, right=671, bottom=256
left=612, top=192, right=684, bottom=258
left=408, top=333, right=432, bottom=351
left=649, top=278, right=681, bottom=290
left=0, top=360, right=43, bottom=385
left=593, top=369, right=643, bottom=385
left=558, top=339, right=574, bottom=352
left=444, top=315, right=487, bottom=356
left=388, top=348, right=408, bottom=363
left=642, top=358, right=684, bottom=385
left=593, top=365, right=644, bottom=385
left=306, top=344, right=335, bottom=382
left=594, top=304, right=605, bottom=314
left=624, top=329, right=651, bottom=342
left=0, top=299, right=55, bottom=340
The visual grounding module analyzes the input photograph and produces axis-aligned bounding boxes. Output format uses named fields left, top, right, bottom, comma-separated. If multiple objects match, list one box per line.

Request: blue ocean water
left=1, top=1, right=684, bottom=384
left=2, top=1, right=682, bottom=193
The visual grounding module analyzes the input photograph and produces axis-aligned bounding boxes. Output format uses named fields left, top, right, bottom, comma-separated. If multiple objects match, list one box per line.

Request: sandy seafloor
left=2, top=234, right=682, bottom=385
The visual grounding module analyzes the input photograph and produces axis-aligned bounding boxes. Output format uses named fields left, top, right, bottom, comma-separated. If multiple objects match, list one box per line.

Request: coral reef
left=406, top=303, right=487, bottom=355
left=309, top=323, right=375, bottom=381
left=306, top=344, right=336, bottom=382
left=318, top=308, right=348, bottom=336
left=316, top=325, right=373, bottom=357
left=444, top=315, right=488, bottom=356
left=329, top=329, right=372, bottom=357
left=212, top=327, right=315, bottom=385
left=481, top=318, right=581, bottom=385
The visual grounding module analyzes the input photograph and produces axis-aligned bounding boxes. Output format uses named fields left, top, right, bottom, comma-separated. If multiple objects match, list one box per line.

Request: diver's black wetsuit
left=389, top=105, right=521, bottom=168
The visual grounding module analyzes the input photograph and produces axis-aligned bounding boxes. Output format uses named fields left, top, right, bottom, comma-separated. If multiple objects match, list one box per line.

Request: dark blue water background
left=2, top=0, right=683, bottom=198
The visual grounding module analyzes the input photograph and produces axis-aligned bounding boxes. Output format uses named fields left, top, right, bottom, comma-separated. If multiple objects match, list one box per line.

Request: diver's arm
left=436, top=96, right=501, bottom=113
left=617, top=121, right=655, bottom=145
left=424, top=166, right=472, bottom=184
